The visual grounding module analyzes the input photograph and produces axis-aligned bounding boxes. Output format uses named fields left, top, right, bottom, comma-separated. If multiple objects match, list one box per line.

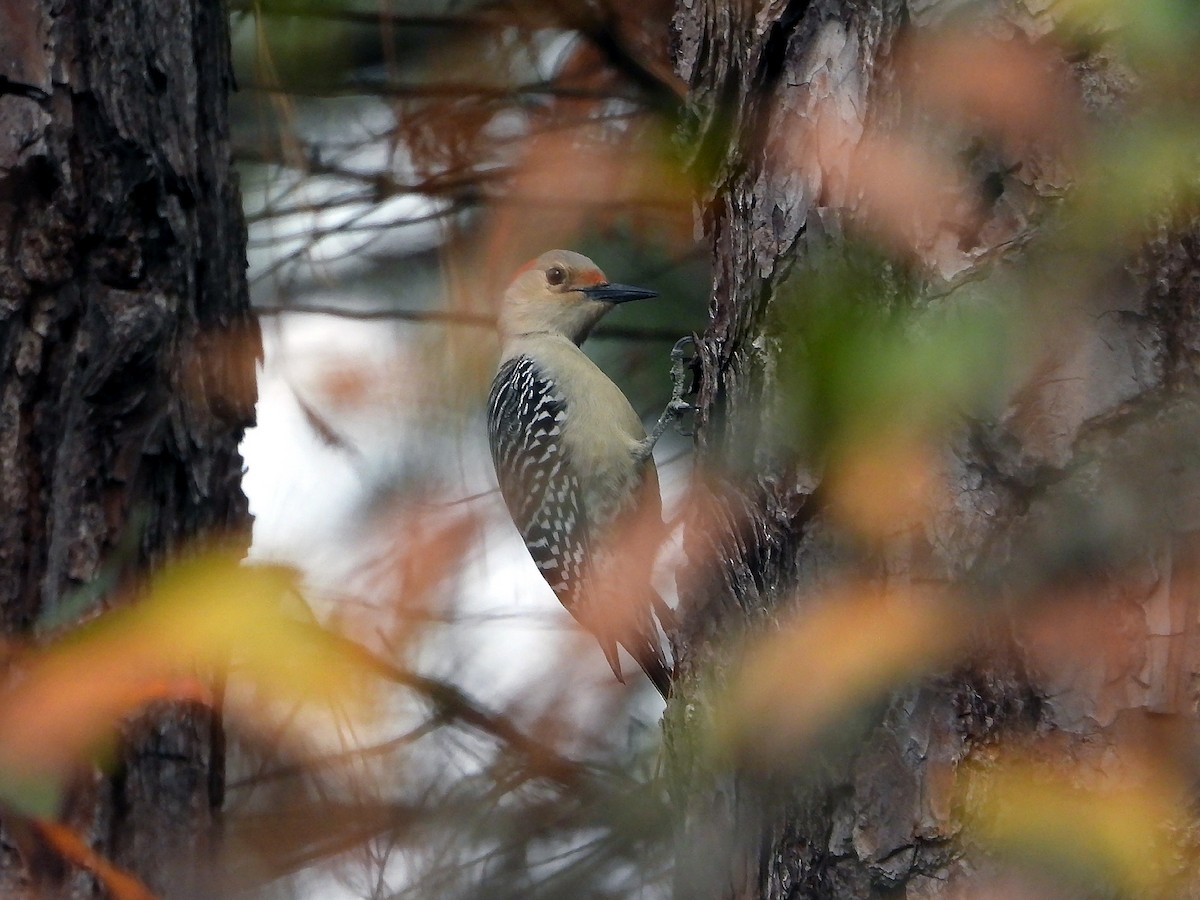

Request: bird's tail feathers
left=621, top=590, right=674, bottom=700
left=600, top=638, right=626, bottom=684
left=576, top=584, right=675, bottom=699
left=632, top=642, right=673, bottom=700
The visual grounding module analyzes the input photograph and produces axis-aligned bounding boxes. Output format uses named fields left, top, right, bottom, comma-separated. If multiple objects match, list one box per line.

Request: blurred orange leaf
left=0, top=552, right=377, bottom=815
left=478, top=123, right=692, bottom=290
left=34, top=820, right=157, bottom=900
left=900, top=33, right=1080, bottom=146
left=716, top=585, right=963, bottom=766
left=826, top=433, right=940, bottom=538
left=852, top=131, right=978, bottom=261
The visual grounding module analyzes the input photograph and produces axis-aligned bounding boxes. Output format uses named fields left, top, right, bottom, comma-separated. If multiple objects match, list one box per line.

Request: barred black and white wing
left=487, top=355, right=589, bottom=604
left=487, top=354, right=671, bottom=694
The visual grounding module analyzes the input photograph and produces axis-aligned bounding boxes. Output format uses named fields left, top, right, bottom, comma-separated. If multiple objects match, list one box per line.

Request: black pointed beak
left=580, top=282, right=658, bottom=303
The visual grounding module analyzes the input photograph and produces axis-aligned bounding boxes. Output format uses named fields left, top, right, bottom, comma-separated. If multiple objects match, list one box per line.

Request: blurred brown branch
left=326, top=630, right=597, bottom=790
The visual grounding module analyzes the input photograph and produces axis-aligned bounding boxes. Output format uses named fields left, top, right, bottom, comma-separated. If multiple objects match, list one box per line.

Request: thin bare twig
left=324, top=630, right=601, bottom=789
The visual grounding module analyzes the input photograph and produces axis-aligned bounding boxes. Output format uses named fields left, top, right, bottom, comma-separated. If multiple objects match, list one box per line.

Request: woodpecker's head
left=499, top=249, right=657, bottom=345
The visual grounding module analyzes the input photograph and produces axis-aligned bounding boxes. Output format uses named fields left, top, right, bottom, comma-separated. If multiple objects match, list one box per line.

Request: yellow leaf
left=0, top=551, right=377, bottom=811
left=967, top=750, right=1185, bottom=893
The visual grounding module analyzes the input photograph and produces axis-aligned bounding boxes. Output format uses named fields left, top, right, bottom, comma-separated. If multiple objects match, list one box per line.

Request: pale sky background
left=241, top=311, right=687, bottom=708
left=239, top=296, right=686, bottom=899
left=232, top=41, right=689, bottom=889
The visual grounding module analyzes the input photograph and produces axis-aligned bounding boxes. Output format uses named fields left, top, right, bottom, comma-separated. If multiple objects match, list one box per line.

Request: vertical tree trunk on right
left=667, top=1, right=1200, bottom=896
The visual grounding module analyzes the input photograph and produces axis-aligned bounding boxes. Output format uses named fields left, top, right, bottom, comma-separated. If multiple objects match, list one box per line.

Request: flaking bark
left=668, top=1, right=1200, bottom=897
left=0, top=0, right=255, bottom=895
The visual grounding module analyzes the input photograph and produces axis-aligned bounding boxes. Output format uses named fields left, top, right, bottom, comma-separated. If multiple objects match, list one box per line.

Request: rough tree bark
left=0, top=0, right=255, bottom=896
left=668, top=2, right=1200, bottom=898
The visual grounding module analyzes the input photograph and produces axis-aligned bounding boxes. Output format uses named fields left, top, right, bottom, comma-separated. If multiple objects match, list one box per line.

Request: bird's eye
left=545, top=266, right=567, bottom=286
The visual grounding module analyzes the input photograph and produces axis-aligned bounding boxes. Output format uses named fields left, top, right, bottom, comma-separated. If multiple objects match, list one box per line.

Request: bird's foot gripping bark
left=667, top=336, right=700, bottom=436
left=637, top=336, right=701, bottom=461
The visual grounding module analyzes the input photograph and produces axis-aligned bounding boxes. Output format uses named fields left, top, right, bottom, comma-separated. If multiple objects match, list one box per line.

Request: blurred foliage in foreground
left=6, top=0, right=1200, bottom=896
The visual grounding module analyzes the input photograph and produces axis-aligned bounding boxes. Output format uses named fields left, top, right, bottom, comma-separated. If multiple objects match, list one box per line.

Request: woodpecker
left=487, top=249, right=687, bottom=699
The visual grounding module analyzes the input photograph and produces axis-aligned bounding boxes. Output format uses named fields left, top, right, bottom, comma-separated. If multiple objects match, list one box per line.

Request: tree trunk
left=0, top=0, right=254, bottom=895
left=669, top=1, right=1200, bottom=897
